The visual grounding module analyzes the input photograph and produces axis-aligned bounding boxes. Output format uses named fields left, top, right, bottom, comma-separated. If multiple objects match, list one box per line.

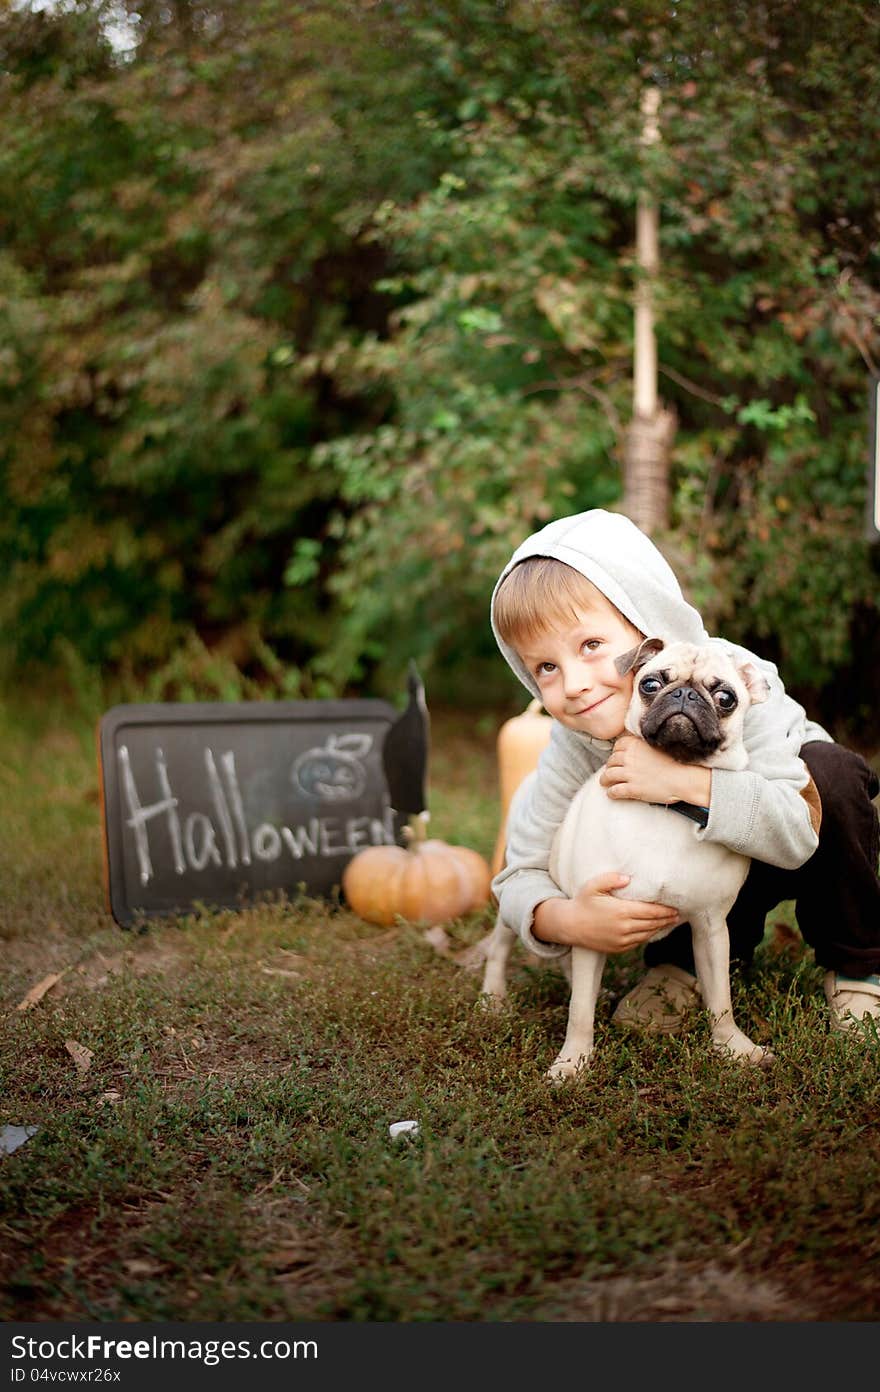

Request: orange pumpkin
left=444, top=843, right=493, bottom=911
left=342, top=817, right=492, bottom=926
left=490, top=699, right=553, bottom=876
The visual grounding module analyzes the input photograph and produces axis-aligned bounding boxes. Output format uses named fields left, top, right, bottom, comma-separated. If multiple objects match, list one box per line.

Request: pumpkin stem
left=402, top=809, right=431, bottom=849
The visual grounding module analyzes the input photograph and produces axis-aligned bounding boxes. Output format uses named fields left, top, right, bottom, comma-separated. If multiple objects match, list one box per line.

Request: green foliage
left=292, top=1, right=880, bottom=708
left=0, top=0, right=878, bottom=727
left=293, top=97, right=628, bottom=695
left=0, top=0, right=449, bottom=692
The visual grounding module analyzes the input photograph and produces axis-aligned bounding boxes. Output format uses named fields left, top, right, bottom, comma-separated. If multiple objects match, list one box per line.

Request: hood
left=491, top=509, right=710, bottom=701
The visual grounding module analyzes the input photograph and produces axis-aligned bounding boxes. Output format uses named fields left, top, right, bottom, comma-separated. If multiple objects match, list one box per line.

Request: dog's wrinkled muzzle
left=641, top=685, right=722, bottom=762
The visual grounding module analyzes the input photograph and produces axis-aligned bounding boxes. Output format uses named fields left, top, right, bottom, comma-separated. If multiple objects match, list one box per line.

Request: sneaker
left=612, top=963, right=702, bottom=1035
left=824, top=972, right=880, bottom=1035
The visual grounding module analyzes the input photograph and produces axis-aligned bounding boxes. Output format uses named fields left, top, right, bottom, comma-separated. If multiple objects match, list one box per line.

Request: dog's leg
left=546, top=947, right=606, bottom=1081
left=479, top=911, right=517, bottom=1006
left=690, top=911, right=773, bottom=1066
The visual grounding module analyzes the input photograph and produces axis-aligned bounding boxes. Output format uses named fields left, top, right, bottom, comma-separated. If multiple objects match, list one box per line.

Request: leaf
left=283, top=537, right=322, bottom=587
left=123, top=1259, right=163, bottom=1277
left=65, top=1039, right=94, bottom=1075
left=15, top=971, right=67, bottom=1012
left=277, top=948, right=307, bottom=966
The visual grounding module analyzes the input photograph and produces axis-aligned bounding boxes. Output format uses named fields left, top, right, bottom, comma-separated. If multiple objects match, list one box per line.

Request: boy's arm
left=491, top=722, right=596, bottom=958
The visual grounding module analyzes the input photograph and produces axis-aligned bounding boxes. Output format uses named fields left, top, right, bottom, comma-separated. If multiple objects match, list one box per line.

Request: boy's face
left=517, top=600, right=643, bottom=740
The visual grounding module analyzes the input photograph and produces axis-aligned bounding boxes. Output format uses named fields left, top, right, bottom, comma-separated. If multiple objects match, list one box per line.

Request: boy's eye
left=581, top=640, right=601, bottom=653
left=639, top=676, right=663, bottom=696
left=536, top=661, right=556, bottom=677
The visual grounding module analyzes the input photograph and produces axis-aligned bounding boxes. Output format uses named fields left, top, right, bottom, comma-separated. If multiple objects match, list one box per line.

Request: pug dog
left=480, top=638, right=773, bottom=1077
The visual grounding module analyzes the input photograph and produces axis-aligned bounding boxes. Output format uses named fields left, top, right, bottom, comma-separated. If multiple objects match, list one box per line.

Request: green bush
left=0, top=1, right=878, bottom=735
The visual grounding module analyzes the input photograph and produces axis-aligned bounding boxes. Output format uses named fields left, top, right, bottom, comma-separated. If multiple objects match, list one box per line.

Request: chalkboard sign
left=98, top=673, right=428, bottom=927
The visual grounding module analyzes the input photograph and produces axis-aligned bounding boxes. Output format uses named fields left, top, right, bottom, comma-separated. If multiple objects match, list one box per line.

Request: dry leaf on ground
left=15, top=971, right=67, bottom=1011
left=123, top=1259, right=163, bottom=1277
left=65, top=1039, right=94, bottom=1075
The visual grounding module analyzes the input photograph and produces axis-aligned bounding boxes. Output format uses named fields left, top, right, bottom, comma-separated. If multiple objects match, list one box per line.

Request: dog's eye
left=715, top=688, right=737, bottom=711
left=639, top=676, right=663, bottom=696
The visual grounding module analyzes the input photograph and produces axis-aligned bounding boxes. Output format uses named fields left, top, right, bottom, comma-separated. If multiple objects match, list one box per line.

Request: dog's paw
left=545, top=1051, right=591, bottom=1083
left=453, top=941, right=490, bottom=972
left=726, top=1041, right=775, bottom=1069
left=477, top=989, right=507, bottom=1015
left=739, top=1042, right=774, bottom=1068
left=712, top=1028, right=774, bottom=1067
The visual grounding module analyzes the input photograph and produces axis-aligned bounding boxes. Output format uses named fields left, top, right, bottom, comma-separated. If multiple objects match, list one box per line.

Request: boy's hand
left=599, top=734, right=711, bottom=807
left=534, top=873, right=681, bottom=954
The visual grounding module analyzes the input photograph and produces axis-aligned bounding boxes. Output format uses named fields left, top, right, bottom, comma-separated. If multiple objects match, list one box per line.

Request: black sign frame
left=98, top=687, right=427, bottom=927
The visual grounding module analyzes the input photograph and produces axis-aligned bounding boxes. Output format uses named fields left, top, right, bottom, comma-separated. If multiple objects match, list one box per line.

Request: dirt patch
left=72, top=941, right=190, bottom=990
left=246, top=1185, right=358, bottom=1315
left=2, top=931, right=191, bottom=1009
left=533, top=1256, right=814, bottom=1321
left=150, top=1035, right=295, bottom=1085
left=0, top=1178, right=356, bottom=1322
left=2, top=921, right=73, bottom=967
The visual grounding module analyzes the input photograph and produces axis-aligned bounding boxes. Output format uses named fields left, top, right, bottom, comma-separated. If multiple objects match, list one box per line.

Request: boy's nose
left=562, top=665, right=591, bottom=699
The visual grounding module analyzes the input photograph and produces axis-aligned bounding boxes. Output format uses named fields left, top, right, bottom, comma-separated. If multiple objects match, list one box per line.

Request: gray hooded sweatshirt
left=490, top=509, right=830, bottom=959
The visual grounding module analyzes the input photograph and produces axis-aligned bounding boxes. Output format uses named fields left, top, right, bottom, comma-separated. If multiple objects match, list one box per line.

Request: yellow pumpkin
left=490, top=699, right=553, bottom=876
left=342, top=819, right=492, bottom=926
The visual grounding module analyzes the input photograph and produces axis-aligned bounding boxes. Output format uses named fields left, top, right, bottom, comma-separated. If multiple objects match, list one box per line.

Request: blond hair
left=494, top=557, right=635, bottom=649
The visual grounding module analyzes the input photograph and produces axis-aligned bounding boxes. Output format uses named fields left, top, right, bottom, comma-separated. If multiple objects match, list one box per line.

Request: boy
left=490, top=509, right=880, bottom=1034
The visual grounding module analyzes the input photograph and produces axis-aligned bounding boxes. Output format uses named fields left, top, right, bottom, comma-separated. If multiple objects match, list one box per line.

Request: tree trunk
left=623, top=404, right=677, bottom=534
left=622, top=87, right=675, bottom=536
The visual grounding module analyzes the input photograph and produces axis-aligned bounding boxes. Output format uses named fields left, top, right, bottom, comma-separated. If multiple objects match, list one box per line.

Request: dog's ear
left=736, top=660, right=771, bottom=706
left=615, top=637, right=665, bottom=677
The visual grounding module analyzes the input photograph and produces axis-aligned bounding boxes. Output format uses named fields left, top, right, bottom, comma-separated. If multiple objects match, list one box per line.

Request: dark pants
left=644, top=742, right=880, bottom=979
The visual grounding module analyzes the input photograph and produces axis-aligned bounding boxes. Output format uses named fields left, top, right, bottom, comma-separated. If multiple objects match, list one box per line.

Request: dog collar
left=653, top=800, right=710, bottom=829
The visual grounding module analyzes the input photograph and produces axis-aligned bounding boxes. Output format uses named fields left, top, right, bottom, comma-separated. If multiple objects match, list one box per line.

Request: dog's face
left=615, top=639, right=770, bottom=770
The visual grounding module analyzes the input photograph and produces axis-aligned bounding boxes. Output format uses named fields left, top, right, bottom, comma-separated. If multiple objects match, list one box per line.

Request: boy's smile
left=518, top=603, right=643, bottom=740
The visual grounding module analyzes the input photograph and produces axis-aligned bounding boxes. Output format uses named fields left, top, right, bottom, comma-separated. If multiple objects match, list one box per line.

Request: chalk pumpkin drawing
left=291, top=733, right=373, bottom=802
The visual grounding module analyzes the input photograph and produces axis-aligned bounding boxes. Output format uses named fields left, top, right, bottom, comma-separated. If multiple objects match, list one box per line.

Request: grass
left=1, top=694, right=879, bottom=1322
